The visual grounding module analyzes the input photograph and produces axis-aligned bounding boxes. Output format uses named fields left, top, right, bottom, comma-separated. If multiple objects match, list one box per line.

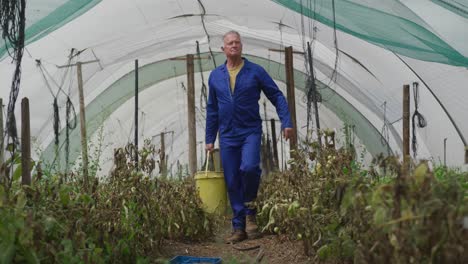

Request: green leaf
left=262, top=204, right=277, bottom=232
left=16, top=192, right=27, bottom=209
left=341, top=239, right=355, bottom=258
left=136, top=257, right=150, bottom=264
left=79, top=194, right=93, bottom=205
left=287, top=200, right=300, bottom=217
left=414, top=163, right=428, bottom=185
left=317, top=244, right=332, bottom=260
left=373, top=207, right=387, bottom=226
left=93, top=247, right=103, bottom=255
left=13, top=166, right=22, bottom=182
left=180, top=210, right=186, bottom=222
left=21, top=246, right=39, bottom=264
left=0, top=242, right=15, bottom=264
left=44, top=216, right=57, bottom=233
left=59, top=188, right=70, bottom=207
left=342, top=167, right=349, bottom=175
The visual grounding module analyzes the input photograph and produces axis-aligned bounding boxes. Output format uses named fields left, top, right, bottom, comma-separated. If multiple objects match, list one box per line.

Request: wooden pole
left=403, top=84, right=410, bottom=176
left=77, top=62, right=89, bottom=189
left=0, top=98, right=4, bottom=165
left=263, top=101, right=271, bottom=173
left=169, top=52, right=207, bottom=176
left=268, top=48, right=305, bottom=55
left=280, top=131, right=284, bottom=171
left=392, top=84, right=410, bottom=249
left=135, top=59, right=139, bottom=170
left=160, top=132, right=166, bottom=176
left=285, top=46, right=298, bottom=150
left=187, top=54, right=197, bottom=176
left=56, top=59, right=99, bottom=69
left=261, top=135, right=267, bottom=174
left=21, top=98, right=31, bottom=185
left=270, top=118, right=279, bottom=170
left=56, top=58, right=98, bottom=183
left=465, top=146, right=468, bottom=164
left=443, top=138, right=447, bottom=167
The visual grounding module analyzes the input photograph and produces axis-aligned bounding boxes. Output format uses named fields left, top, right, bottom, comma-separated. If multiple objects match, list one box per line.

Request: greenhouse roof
left=1, top=0, right=467, bottom=173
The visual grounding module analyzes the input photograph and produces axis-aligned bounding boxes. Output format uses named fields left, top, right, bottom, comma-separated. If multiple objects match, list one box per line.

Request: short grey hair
left=223, top=30, right=241, bottom=41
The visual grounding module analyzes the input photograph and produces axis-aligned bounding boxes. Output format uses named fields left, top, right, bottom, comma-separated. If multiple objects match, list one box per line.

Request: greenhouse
left=1, top=0, right=467, bottom=263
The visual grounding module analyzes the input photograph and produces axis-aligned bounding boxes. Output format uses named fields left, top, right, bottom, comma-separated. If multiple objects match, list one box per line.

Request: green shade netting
left=0, top=0, right=101, bottom=59
left=431, top=0, right=468, bottom=19
left=2, top=0, right=468, bottom=66
left=273, top=0, right=468, bottom=66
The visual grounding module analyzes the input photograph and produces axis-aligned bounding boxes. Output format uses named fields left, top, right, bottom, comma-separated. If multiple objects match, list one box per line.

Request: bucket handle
left=204, top=151, right=213, bottom=175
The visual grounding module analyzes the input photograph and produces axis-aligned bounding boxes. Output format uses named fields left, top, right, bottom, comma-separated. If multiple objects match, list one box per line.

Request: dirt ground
left=159, top=221, right=313, bottom=263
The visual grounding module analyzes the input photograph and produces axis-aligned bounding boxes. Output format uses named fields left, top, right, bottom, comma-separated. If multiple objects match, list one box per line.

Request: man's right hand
left=206, top=143, right=214, bottom=152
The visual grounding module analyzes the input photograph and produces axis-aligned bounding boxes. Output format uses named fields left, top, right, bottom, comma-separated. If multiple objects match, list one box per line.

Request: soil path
left=160, top=221, right=312, bottom=263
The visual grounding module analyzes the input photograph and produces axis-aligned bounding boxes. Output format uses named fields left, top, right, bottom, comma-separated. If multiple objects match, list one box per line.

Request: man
left=205, top=31, right=294, bottom=243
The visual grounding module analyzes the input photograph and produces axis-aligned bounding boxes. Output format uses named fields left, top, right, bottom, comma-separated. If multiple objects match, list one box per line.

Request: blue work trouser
left=220, top=132, right=262, bottom=231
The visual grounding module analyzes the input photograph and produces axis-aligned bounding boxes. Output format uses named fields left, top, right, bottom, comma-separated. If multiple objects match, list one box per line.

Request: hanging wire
left=328, top=0, right=339, bottom=85
left=302, top=0, right=341, bottom=137
left=36, top=57, right=70, bottom=98
left=317, top=0, right=340, bottom=104
left=37, top=60, right=62, bottom=150
left=53, top=98, right=60, bottom=146
left=276, top=21, right=284, bottom=78
left=65, top=50, right=79, bottom=172
left=196, top=41, right=208, bottom=111
left=380, top=101, right=391, bottom=155
left=36, top=49, right=77, bottom=171
left=173, top=65, right=186, bottom=130
left=411, top=82, right=427, bottom=158
left=299, top=0, right=322, bottom=144
left=196, top=0, right=216, bottom=68
left=65, top=96, right=77, bottom=172
left=299, top=0, right=312, bottom=140
left=2, top=0, right=26, bottom=154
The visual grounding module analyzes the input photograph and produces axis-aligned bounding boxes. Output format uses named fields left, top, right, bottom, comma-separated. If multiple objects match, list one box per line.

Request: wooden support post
left=393, top=84, right=410, bottom=242
left=0, top=98, right=4, bottom=165
left=160, top=132, right=166, bottom=176
left=285, top=46, right=298, bottom=150
left=21, top=98, right=31, bottom=185
left=261, top=135, right=269, bottom=175
left=443, top=138, right=447, bottom=167
left=57, top=58, right=99, bottom=186
left=77, top=62, right=89, bottom=189
left=270, top=118, right=279, bottom=170
left=135, top=59, right=139, bottom=170
left=170, top=52, right=208, bottom=176
left=187, top=54, right=197, bottom=176
left=263, top=101, right=272, bottom=173
left=403, top=84, right=410, bottom=176
left=57, top=60, right=99, bottom=190
left=266, top=136, right=272, bottom=174
left=465, top=146, right=468, bottom=164
left=268, top=48, right=305, bottom=55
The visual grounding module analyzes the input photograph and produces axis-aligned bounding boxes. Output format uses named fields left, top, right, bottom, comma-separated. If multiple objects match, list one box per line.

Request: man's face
left=222, top=33, right=242, bottom=58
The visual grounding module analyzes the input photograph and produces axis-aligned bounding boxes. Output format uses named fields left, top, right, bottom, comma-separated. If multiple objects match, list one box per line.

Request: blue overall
left=205, top=58, right=292, bottom=230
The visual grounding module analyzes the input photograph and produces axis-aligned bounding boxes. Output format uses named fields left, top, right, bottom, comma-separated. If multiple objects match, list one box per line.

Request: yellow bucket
left=194, top=152, right=227, bottom=215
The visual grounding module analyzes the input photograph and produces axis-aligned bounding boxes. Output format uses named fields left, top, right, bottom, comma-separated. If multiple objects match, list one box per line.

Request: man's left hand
left=283, top=127, right=294, bottom=141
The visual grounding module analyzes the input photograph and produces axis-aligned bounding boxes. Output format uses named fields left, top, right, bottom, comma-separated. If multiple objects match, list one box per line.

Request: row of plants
left=257, top=144, right=468, bottom=263
left=0, top=143, right=215, bottom=263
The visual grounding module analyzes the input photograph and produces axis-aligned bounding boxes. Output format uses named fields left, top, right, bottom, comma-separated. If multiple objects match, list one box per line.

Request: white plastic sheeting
left=1, top=0, right=467, bottom=174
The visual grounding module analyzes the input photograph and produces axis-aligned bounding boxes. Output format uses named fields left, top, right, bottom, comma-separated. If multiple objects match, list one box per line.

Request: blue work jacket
left=205, top=58, right=292, bottom=144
